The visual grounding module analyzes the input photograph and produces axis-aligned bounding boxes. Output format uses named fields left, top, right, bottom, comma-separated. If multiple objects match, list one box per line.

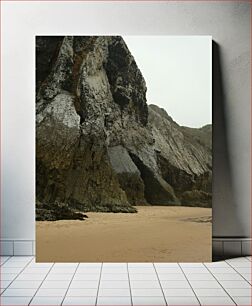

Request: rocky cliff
left=36, top=36, right=212, bottom=216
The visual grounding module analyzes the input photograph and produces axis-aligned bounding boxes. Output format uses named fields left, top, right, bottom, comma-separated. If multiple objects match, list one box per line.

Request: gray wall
left=1, top=1, right=250, bottom=241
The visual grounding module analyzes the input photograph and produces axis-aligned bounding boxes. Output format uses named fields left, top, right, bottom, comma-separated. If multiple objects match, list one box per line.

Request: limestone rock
left=108, top=146, right=147, bottom=205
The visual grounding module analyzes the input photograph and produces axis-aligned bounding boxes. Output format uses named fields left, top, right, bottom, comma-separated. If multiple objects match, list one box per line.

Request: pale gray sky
left=123, top=36, right=212, bottom=128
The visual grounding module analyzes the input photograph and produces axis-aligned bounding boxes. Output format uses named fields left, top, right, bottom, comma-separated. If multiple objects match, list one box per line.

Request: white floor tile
left=16, top=273, right=46, bottom=281
left=232, top=296, right=252, bottom=305
left=67, top=288, right=98, bottom=296
left=103, top=263, right=127, bottom=267
left=2, top=288, right=37, bottom=297
left=46, top=273, right=73, bottom=281
left=214, top=273, right=245, bottom=281
left=158, top=273, right=186, bottom=280
left=130, top=280, right=160, bottom=289
left=23, top=267, right=50, bottom=274
left=160, top=280, right=190, bottom=288
left=194, top=288, right=228, bottom=297
left=131, top=288, right=163, bottom=297
left=98, top=288, right=130, bottom=297
left=0, top=280, right=12, bottom=289
left=50, top=267, right=77, bottom=274
left=8, top=280, right=42, bottom=289
left=96, top=296, right=131, bottom=305
left=70, top=280, right=99, bottom=288
left=36, top=288, right=67, bottom=296
left=0, top=296, right=32, bottom=305
left=208, top=267, right=236, bottom=274
left=204, top=262, right=230, bottom=267
left=3, top=256, right=251, bottom=306
left=128, top=263, right=153, bottom=268
left=182, top=267, right=209, bottom=274
left=163, top=288, right=195, bottom=296
left=241, top=273, right=252, bottom=283
left=1, top=274, right=17, bottom=281
left=99, top=281, right=129, bottom=289
left=156, top=267, right=182, bottom=273
left=40, top=280, right=71, bottom=289
left=165, top=297, right=200, bottom=305
left=1, top=267, right=23, bottom=274
left=2, top=261, right=28, bottom=268
left=198, top=296, right=235, bottom=305
left=219, top=280, right=252, bottom=288
left=53, top=263, right=78, bottom=267
left=226, top=257, right=249, bottom=263
left=62, top=296, right=96, bottom=305
left=102, top=267, right=128, bottom=274
left=30, top=296, right=64, bottom=305
left=246, top=257, right=252, bottom=261
left=189, top=280, right=221, bottom=288
left=185, top=273, right=215, bottom=281
left=129, top=274, right=157, bottom=281
left=154, top=263, right=179, bottom=268
left=27, top=262, right=53, bottom=268
left=8, top=256, right=33, bottom=262
left=132, top=296, right=166, bottom=305
left=234, top=267, right=251, bottom=274
left=228, top=261, right=252, bottom=268
left=101, top=274, right=128, bottom=281
left=180, top=263, right=205, bottom=267
left=79, top=263, right=102, bottom=267
left=74, top=274, right=100, bottom=281
left=0, top=256, right=10, bottom=264
left=76, top=267, right=101, bottom=274
left=128, top=267, right=155, bottom=274
left=225, top=288, right=252, bottom=296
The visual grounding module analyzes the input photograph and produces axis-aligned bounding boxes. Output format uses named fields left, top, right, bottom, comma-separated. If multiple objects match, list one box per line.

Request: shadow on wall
left=212, top=41, right=245, bottom=259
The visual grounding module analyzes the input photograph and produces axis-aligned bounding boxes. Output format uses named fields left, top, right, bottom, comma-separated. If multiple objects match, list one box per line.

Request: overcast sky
left=123, top=36, right=212, bottom=128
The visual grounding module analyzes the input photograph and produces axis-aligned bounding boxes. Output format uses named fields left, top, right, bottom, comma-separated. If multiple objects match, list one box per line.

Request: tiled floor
left=0, top=256, right=251, bottom=305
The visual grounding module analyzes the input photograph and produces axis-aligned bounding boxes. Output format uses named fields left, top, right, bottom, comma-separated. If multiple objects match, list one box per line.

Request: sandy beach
left=36, top=206, right=212, bottom=262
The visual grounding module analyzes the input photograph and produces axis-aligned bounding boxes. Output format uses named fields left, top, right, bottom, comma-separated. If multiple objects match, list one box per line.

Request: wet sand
left=36, top=206, right=212, bottom=262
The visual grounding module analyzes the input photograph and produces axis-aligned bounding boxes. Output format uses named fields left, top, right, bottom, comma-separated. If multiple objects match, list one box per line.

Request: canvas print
left=36, top=36, right=212, bottom=262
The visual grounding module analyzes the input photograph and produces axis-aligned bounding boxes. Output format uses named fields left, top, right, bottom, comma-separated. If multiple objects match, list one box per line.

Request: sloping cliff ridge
left=36, top=36, right=212, bottom=215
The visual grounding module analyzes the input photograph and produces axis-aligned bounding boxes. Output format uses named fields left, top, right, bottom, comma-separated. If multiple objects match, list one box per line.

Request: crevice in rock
left=157, top=154, right=194, bottom=194
left=36, top=36, right=64, bottom=93
left=129, top=153, right=179, bottom=205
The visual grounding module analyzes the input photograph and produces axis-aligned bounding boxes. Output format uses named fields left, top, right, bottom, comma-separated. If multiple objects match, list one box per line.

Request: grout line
left=126, top=263, right=133, bottom=306
left=95, top=263, right=103, bottom=306
left=0, top=256, right=34, bottom=295
left=0, top=255, right=12, bottom=266
left=244, top=257, right=251, bottom=262
left=61, top=263, right=80, bottom=306
left=177, top=263, right=201, bottom=306
left=225, top=260, right=252, bottom=286
left=28, top=259, right=55, bottom=305
left=153, top=263, right=168, bottom=306
left=203, top=263, right=238, bottom=305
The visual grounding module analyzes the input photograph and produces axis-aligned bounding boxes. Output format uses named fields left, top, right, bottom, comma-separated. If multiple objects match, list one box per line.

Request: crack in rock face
left=36, top=36, right=212, bottom=218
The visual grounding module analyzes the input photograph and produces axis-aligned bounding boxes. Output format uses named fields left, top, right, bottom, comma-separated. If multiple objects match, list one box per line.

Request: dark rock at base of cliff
left=181, top=190, right=212, bottom=208
left=36, top=201, right=87, bottom=221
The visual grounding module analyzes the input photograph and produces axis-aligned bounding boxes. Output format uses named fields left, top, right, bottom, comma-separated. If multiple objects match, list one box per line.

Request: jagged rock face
left=36, top=36, right=212, bottom=214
